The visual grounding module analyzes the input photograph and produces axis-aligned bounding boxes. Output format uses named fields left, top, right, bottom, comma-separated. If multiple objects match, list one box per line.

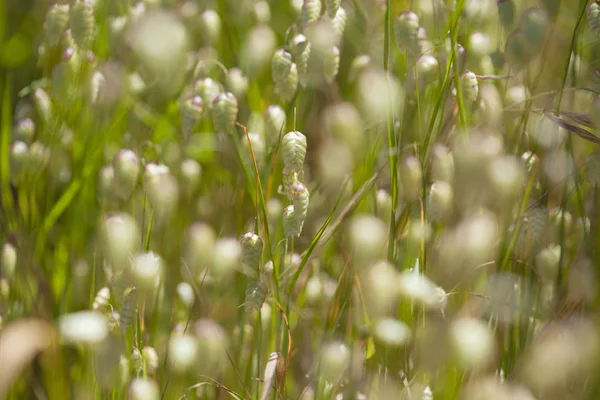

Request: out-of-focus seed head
left=317, top=140, right=354, bottom=190
left=588, top=2, right=600, bottom=37
left=272, top=49, right=293, bottom=85
left=357, top=69, right=403, bottom=122
left=44, top=4, right=70, bottom=47
left=305, top=275, right=324, bottom=305
left=323, top=102, right=363, bottom=154
left=536, top=244, right=560, bottom=283
left=240, top=232, right=263, bottom=272
left=92, top=287, right=111, bottom=312
left=98, top=165, right=115, bottom=201
left=241, top=131, right=266, bottom=170
left=282, top=131, right=307, bottom=171
left=468, top=32, right=491, bottom=60
left=505, top=29, right=533, bottom=70
left=101, top=213, right=141, bottom=274
left=33, top=88, right=52, bottom=123
left=13, top=118, right=35, bottom=144
left=131, top=252, right=164, bottom=290
left=225, top=68, right=249, bottom=99
left=323, top=46, right=340, bottom=83
left=375, top=189, right=392, bottom=222
left=450, top=317, right=496, bottom=369
left=347, top=214, right=387, bottom=267
left=301, top=0, right=322, bottom=31
left=145, top=169, right=179, bottom=222
left=212, top=238, right=242, bottom=280
left=241, top=24, right=276, bottom=77
left=331, top=7, right=347, bottom=45
left=399, top=155, right=422, bottom=203
left=184, top=222, right=216, bottom=277
left=373, top=318, right=411, bottom=347
left=211, top=92, right=238, bottom=134
left=457, top=70, right=479, bottom=103
left=180, top=96, right=204, bottom=136
left=348, top=54, right=370, bottom=82
left=193, top=78, right=221, bottom=110
left=567, top=258, right=597, bottom=305
left=128, top=10, right=189, bottom=98
left=264, top=105, right=286, bottom=147
left=394, top=12, right=420, bottom=53
left=179, top=158, right=202, bottom=195
left=142, top=346, right=159, bottom=375
left=488, top=155, right=524, bottom=207
left=463, top=376, right=535, bottom=400
left=431, top=144, right=454, bottom=183
left=253, top=1, right=271, bottom=23
left=199, top=10, right=221, bottom=45
left=275, top=62, right=298, bottom=102
left=403, top=221, right=432, bottom=254
left=362, top=261, right=400, bottom=316
left=319, top=341, right=350, bottom=383
left=112, top=149, right=140, bottom=199
left=415, top=55, right=439, bottom=85
left=1, top=243, right=17, bottom=280
left=129, top=378, right=159, bottom=400
left=266, top=197, right=283, bottom=225
left=58, top=311, right=108, bottom=346
left=520, top=8, right=549, bottom=52
left=397, top=271, right=445, bottom=311
left=69, top=0, right=95, bottom=50
left=168, top=334, right=198, bottom=374
left=194, top=319, right=230, bottom=375
left=497, top=0, right=516, bottom=30
left=176, top=282, right=195, bottom=309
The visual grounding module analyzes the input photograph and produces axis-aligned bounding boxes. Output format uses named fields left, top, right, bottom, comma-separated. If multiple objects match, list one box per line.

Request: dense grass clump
left=2, top=0, right=600, bottom=399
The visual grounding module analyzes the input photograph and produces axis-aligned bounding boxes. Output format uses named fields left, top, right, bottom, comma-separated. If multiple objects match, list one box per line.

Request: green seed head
left=240, top=232, right=264, bottom=272
left=301, top=0, right=322, bottom=31
left=193, top=78, right=222, bottom=110
left=112, top=149, right=140, bottom=199
left=44, top=4, right=70, bottom=47
left=92, top=287, right=111, bottom=312
left=415, top=54, right=439, bottom=85
left=520, top=8, right=549, bottom=52
left=282, top=130, right=307, bottom=171
left=497, top=0, right=516, bottom=30
left=290, top=34, right=311, bottom=87
left=225, top=68, right=249, bottom=99
left=325, top=0, right=340, bottom=19
left=399, top=156, right=423, bottom=203
left=427, top=181, right=454, bottom=223
left=458, top=69, right=479, bottom=103
left=275, top=62, right=298, bottom=102
left=199, top=10, right=222, bottom=45
left=129, top=379, right=159, bottom=400
left=1, top=243, right=17, bottom=280
left=394, top=11, right=420, bottom=53
left=292, top=182, right=309, bottom=220
left=264, top=105, right=287, bottom=146
left=211, top=92, right=238, bottom=134
left=331, top=6, right=347, bottom=44
left=69, top=0, right=95, bottom=50
left=588, top=2, right=600, bottom=37
left=168, top=334, right=198, bottom=374
left=13, top=118, right=35, bottom=144
left=131, top=252, right=164, bottom=291
left=142, top=346, right=159, bottom=375
left=282, top=205, right=301, bottom=238
left=272, top=48, right=294, bottom=85
left=245, top=279, right=268, bottom=313
left=348, top=54, right=370, bottom=82
left=180, top=96, right=204, bottom=135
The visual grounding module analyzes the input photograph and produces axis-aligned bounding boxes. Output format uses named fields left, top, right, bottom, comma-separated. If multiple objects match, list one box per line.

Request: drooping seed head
left=536, top=244, right=561, bottom=283
left=450, top=317, right=496, bottom=369
left=44, top=4, right=70, bottom=47
left=394, top=11, right=420, bottom=53
left=92, top=287, right=111, bottom=312
left=212, top=238, right=242, bottom=280
left=179, top=158, right=202, bottom=195
left=331, top=6, right=347, bottom=45
left=520, top=8, right=549, bottom=53
left=399, top=155, right=422, bottom=203
left=415, top=55, right=439, bottom=85
left=199, top=10, right=222, bottom=45
left=211, top=92, right=238, bottom=134
left=225, top=68, right=249, bottom=98
left=323, top=102, right=363, bottom=153
left=272, top=48, right=294, bottom=84
left=275, top=62, right=298, bottom=102
left=458, top=69, right=479, bottom=103
left=142, top=346, right=159, bottom=375
left=58, top=311, right=108, bottom=345
left=184, top=222, right=216, bottom=276
left=240, top=24, right=276, bottom=77
left=325, top=0, right=340, bottom=19
left=101, top=213, right=141, bottom=274
left=373, top=318, right=411, bottom=347
left=282, top=205, right=301, bottom=238
left=69, top=0, right=95, bottom=50
left=13, top=118, right=35, bottom=144
left=168, top=334, right=198, bottom=373
left=264, top=105, right=287, bottom=146
left=497, top=0, right=516, bottom=30
left=319, top=341, right=351, bottom=383
left=33, top=88, right=52, bottom=123
left=129, top=378, right=159, bottom=400
left=281, top=130, right=307, bottom=171
left=348, top=54, right=370, bottom=82
left=348, top=214, right=388, bottom=267
left=427, top=181, right=454, bottom=223
left=131, top=251, right=165, bottom=290
left=193, top=78, right=222, bottom=110
left=290, top=34, right=311, bottom=87
left=1, top=243, right=17, bottom=280
left=245, top=279, right=268, bottom=313
left=301, top=0, right=322, bottom=31
left=468, top=32, right=492, bottom=60
left=240, top=232, right=263, bottom=272
left=112, top=149, right=140, bottom=199
left=180, top=96, right=204, bottom=135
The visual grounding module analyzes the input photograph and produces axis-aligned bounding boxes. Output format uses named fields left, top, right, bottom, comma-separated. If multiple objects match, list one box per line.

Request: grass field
left=2, top=0, right=600, bottom=399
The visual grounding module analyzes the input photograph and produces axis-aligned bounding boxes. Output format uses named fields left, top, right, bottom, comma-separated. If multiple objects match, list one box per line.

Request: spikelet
left=301, top=0, right=322, bottom=31
left=276, top=62, right=298, bottom=102
left=272, top=49, right=294, bottom=85
left=180, top=96, right=204, bottom=136
left=290, top=34, right=311, bottom=87
left=458, top=70, right=479, bottom=103
left=240, top=232, right=263, bottom=272
left=323, top=46, right=340, bottom=83
left=282, top=205, right=302, bottom=238
left=193, top=78, right=221, bottom=110
left=70, top=0, right=95, bottom=50
left=245, top=279, right=268, bottom=313
left=131, top=348, right=143, bottom=374
left=92, top=287, right=111, bottom=312
left=282, top=131, right=307, bottom=171
left=211, top=92, right=238, bottom=134
left=292, top=183, right=309, bottom=234
left=44, top=4, right=70, bottom=47
left=120, top=286, right=137, bottom=334
left=394, top=12, right=420, bottom=54
left=588, top=2, right=600, bottom=37
left=325, top=0, right=340, bottom=19
left=264, top=105, right=286, bottom=146
left=331, top=7, right=346, bottom=45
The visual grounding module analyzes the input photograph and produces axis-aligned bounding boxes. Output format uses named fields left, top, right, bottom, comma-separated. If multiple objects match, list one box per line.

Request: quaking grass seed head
left=211, top=92, right=238, bottom=134
left=129, top=378, right=159, bottom=400
left=193, top=78, right=221, bottom=110
left=199, top=10, right=222, bottom=45
left=44, top=4, right=70, bottom=47
left=282, top=130, right=307, bottom=171
left=112, top=149, right=140, bottom=199
left=394, top=11, right=420, bottom=53
left=225, top=68, right=249, bottom=98
left=13, top=118, right=35, bottom=144
left=497, top=0, right=516, bottom=30
left=240, top=232, right=263, bottom=271
left=301, top=0, right=322, bottom=31
left=323, top=46, right=340, bottom=83
left=331, top=7, right=347, bottom=45
left=325, top=0, right=340, bottom=19
left=282, top=205, right=301, bottom=238
left=92, top=287, right=111, bottom=312
left=180, top=96, right=204, bottom=135
left=245, top=279, right=268, bottom=313
left=272, top=48, right=294, bottom=85
left=458, top=69, right=479, bottom=103
left=264, top=105, right=287, bottom=145
left=1, top=243, right=17, bottom=280
left=275, top=62, right=298, bottom=102
left=69, top=0, right=95, bottom=51
left=588, top=2, right=600, bottom=37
